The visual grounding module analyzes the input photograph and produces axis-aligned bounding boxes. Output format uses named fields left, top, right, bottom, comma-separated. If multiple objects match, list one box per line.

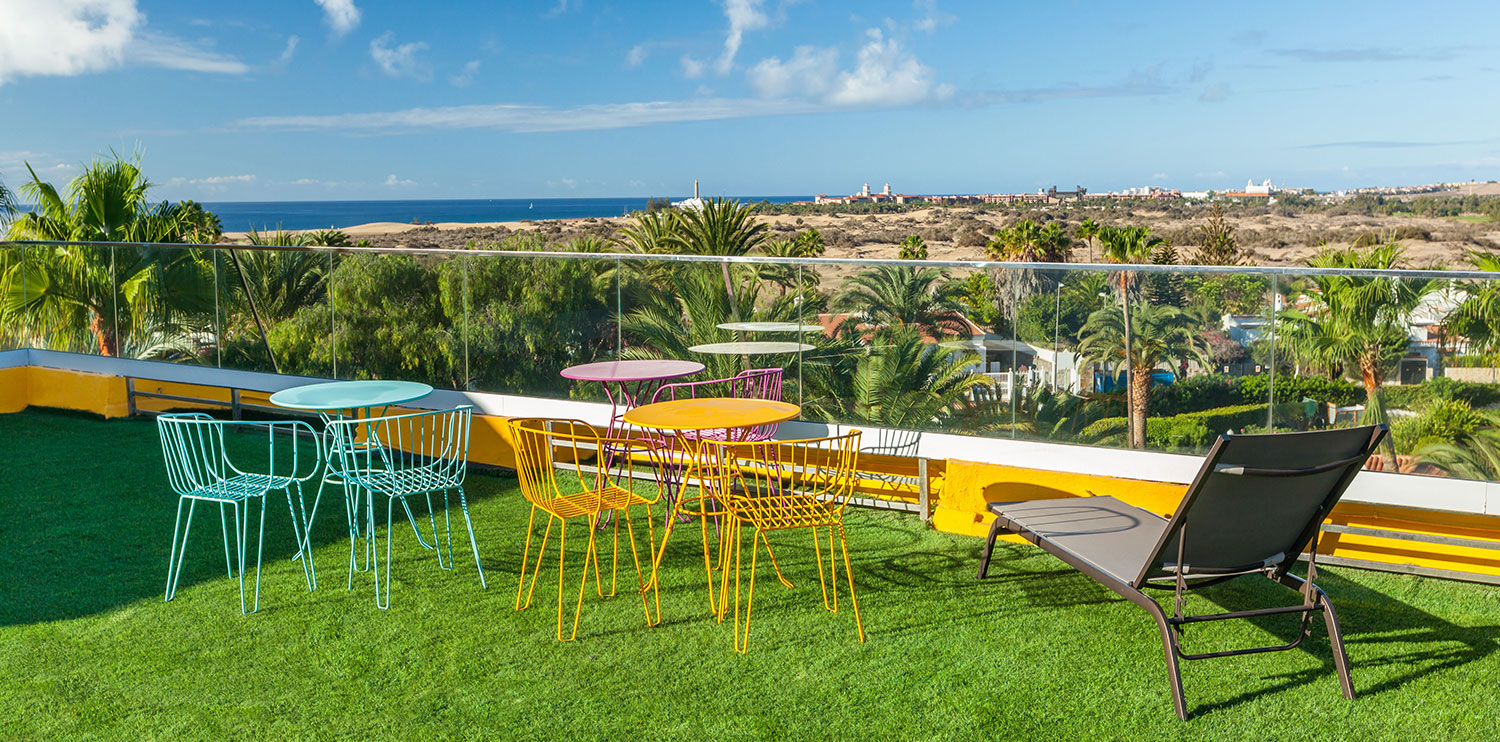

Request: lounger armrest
left=1212, top=453, right=1367, bottom=478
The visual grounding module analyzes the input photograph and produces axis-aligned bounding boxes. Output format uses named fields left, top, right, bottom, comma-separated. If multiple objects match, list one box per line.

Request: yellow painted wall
left=4, top=366, right=130, bottom=418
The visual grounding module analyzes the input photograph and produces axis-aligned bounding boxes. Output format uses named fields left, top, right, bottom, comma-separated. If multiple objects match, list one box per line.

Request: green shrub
left=1390, top=399, right=1484, bottom=455
left=1238, top=374, right=1365, bottom=407
left=1079, top=403, right=1273, bottom=450
left=1382, top=377, right=1500, bottom=411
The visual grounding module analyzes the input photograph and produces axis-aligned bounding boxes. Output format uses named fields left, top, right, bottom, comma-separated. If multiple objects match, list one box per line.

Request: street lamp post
left=1053, top=280, right=1063, bottom=390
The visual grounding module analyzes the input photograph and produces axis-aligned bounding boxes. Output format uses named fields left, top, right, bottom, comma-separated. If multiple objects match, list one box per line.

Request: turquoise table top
left=269, top=380, right=434, bottom=411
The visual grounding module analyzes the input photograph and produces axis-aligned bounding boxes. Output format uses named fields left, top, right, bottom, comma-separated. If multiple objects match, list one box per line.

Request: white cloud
left=190, top=175, right=256, bottom=184
left=129, top=32, right=251, bottom=74
left=236, top=97, right=826, bottom=135
left=826, top=29, right=949, bottom=106
left=912, top=0, right=955, bottom=33
left=274, top=35, right=300, bottom=69
left=0, top=0, right=139, bottom=84
left=546, top=0, right=574, bottom=17
left=384, top=174, right=415, bottom=187
left=0, top=1, right=253, bottom=85
left=747, top=46, right=837, bottom=98
left=290, top=178, right=321, bottom=185
left=314, top=0, right=361, bottom=37
left=451, top=59, right=480, bottom=87
left=680, top=55, right=706, bottom=78
left=715, top=0, right=768, bottom=75
left=626, top=44, right=649, bottom=68
left=1152, top=173, right=1169, bottom=181
left=370, top=32, right=430, bottom=80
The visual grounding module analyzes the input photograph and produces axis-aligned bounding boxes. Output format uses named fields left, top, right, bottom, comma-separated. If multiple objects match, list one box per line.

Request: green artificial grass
left=2, top=409, right=1498, bottom=740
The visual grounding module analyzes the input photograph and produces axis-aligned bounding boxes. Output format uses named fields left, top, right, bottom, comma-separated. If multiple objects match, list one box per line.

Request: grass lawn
left=2, top=409, right=1498, bottom=740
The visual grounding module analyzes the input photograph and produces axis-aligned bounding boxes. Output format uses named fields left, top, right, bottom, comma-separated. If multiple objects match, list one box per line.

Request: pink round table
left=560, top=359, right=705, bottom=436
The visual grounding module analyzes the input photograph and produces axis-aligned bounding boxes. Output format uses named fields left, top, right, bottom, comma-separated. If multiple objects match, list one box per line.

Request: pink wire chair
left=642, top=368, right=785, bottom=527
left=648, top=368, right=785, bottom=444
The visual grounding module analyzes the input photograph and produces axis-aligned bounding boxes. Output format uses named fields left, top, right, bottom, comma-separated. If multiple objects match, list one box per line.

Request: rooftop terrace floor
left=2, top=410, right=1498, bottom=740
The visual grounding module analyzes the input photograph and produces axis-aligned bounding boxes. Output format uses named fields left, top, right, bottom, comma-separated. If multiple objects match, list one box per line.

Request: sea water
left=201, top=197, right=808, bottom=232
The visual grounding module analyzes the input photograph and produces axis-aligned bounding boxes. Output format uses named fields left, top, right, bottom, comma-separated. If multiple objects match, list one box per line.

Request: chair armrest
left=224, top=420, right=323, bottom=483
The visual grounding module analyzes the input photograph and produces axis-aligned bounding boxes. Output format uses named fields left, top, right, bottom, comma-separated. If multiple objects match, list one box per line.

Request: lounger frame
left=977, top=425, right=1387, bottom=720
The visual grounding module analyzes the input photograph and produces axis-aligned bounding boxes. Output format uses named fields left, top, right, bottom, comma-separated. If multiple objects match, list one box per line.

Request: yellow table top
left=622, top=397, right=800, bottom=432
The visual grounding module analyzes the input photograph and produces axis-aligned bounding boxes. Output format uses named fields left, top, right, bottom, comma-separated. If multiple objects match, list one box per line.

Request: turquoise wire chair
left=157, top=413, right=322, bottom=614
left=325, top=406, right=487, bottom=609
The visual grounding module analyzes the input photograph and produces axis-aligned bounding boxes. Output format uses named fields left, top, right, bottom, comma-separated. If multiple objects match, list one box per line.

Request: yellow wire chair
left=508, top=418, right=665, bottom=641
left=705, top=431, right=865, bottom=653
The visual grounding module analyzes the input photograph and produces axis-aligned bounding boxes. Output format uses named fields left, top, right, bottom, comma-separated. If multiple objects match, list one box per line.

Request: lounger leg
left=1142, top=599, right=1189, bottom=720
left=1321, top=592, right=1356, bottom=700
left=976, top=516, right=1006, bottom=579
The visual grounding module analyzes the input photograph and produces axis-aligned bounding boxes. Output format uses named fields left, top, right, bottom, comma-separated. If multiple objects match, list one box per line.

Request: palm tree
left=670, top=198, right=768, bottom=324
left=755, top=230, right=824, bottom=295
left=800, top=325, right=993, bottom=430
left=1415, top=410, right=1500, bottom=480
left=986, top=219, right=1071, bottom=263
left=832, top=264, right=967, bottom=339
left=1444, top=252, right=1500, bottom=353
left=1279, top=243, right=1433, bottom=468
left=3, top=156, right=211, bottom=357
left=1075, top=218, right=1100, bottom=263
left=1096, top=225, right=1164, bottom=448
left=1077, top=302, right=1208, bottom=449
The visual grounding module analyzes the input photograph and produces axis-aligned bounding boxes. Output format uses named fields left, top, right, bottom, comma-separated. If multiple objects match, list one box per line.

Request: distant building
left=1224, top=179, right=1274, bottom=199
left=814, top=182, right=923, bottom=205
left=672, top=180, right=706, bottom=210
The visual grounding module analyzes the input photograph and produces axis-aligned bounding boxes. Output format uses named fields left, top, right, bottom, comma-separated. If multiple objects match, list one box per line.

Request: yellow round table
left=623, top=397, right=800, bottom=624
left=622, top=397, right=799, bottom=433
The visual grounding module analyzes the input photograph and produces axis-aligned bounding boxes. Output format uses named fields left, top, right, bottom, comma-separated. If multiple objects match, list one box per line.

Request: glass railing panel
left=214, top=244, right=333, bottom=378
left=1004, top=265, right=1114, bottom=446
left=464, top=244, right=617, bottom=399
left=320, top=249, right=468, bottom=388
left=0, top=246, right=22, bottom=350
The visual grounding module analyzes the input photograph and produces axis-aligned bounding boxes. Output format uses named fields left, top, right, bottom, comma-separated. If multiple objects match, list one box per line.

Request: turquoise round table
left=270, top=380, right=437, bottom=579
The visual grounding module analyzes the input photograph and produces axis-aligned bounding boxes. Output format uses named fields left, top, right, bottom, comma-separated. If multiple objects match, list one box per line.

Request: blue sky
left=1, top=0, right=1497, bottom=201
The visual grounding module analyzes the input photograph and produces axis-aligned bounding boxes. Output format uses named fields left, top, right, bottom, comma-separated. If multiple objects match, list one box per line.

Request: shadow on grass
left=968, top=531, right=1500, bottom=717
left=0, top=411, right=506, bottom=626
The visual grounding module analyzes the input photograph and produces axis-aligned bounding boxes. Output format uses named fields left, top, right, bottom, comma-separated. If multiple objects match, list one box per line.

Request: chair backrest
left=507, top=418, right=658, bottom=511
left=650, top=368, right=785, bottom=442
left=707, top=431, right=862, bottom=512
left=1134, top=424, right=1387, bottom=586
left=157, top=413, right=230, bottom=496
left=325, top=406, right=473, bottom=486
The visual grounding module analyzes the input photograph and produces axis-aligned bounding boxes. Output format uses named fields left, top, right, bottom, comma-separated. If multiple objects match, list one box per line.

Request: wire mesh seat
left=325, top=406, right=486, bottom=609
left=704, top=431, right=865, bottom=653
left=508, top=418, right=664, bottom=641
left=156, top=413, right=321, bottom=614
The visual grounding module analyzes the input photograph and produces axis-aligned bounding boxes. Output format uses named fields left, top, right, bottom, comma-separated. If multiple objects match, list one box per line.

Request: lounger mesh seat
left=977, top=425, right=1388, bottom=720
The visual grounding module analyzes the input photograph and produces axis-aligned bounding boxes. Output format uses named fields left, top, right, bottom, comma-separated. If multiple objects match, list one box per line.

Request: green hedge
left=1382, top=377, right=1500, bottom=411
left=1150, top=374, right=1364, bottom=417
left=1081, top=403, right=1274, bottom=450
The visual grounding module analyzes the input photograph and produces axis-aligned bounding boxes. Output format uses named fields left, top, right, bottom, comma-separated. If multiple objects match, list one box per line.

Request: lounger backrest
left=1134, top=425, right=1386, bottom=586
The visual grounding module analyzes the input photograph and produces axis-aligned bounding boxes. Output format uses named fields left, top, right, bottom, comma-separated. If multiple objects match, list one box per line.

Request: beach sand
left=222, top=203, right=1500, bottom=271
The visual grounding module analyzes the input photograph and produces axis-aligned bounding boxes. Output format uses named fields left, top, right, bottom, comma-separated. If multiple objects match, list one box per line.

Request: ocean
left=200, top=197, right=810, bottom=232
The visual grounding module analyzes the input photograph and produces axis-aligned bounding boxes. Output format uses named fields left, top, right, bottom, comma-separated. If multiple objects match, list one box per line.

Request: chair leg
left=165, top=498, right=190, bottom=602
left=1142, top=597, right=1190, bottom=720
left=825, top=525, right=839, bottom=610
left=426, top=492, right=449, bottom=571
left=232, top=501, right=247, bottom=615
left=377, top=496, right=395, bottom=610
left=456, top=487, right=486, bottom=589
left=837, top=524, right=865, bottom=643
left=733, top=523, right=760, bottom=654
left=567, top=516, right=598, bottom=642
left=285, top=487, right=315, bottom=592
left=442, top=489, right=455, bottom=572
left=525, top=516, right=554, bottom=610
left=555, top=518, right=568, bottom=640
left=516, top=506, right=538, bottom=610
left=976, top=516, right=1006, bottom=579
left=252, top=497, right=267, bottom=614
left=219, top=503, right=234, bottom=578
left=1308, top=581, right=1356, bottom=700
left=812, top=526, right=832, bottom=611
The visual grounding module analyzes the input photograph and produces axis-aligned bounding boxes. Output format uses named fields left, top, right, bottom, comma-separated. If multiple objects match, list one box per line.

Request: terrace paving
left=1, top=409, right=1497, bottom=740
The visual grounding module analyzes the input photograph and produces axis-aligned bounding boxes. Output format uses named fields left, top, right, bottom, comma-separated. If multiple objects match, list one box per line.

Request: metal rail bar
left=1321, top=523, right=1500, bottom=551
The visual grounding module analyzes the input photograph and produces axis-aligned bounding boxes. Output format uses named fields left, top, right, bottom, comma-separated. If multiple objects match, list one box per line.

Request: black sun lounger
left=976, top=425, right=1387, bottom=720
